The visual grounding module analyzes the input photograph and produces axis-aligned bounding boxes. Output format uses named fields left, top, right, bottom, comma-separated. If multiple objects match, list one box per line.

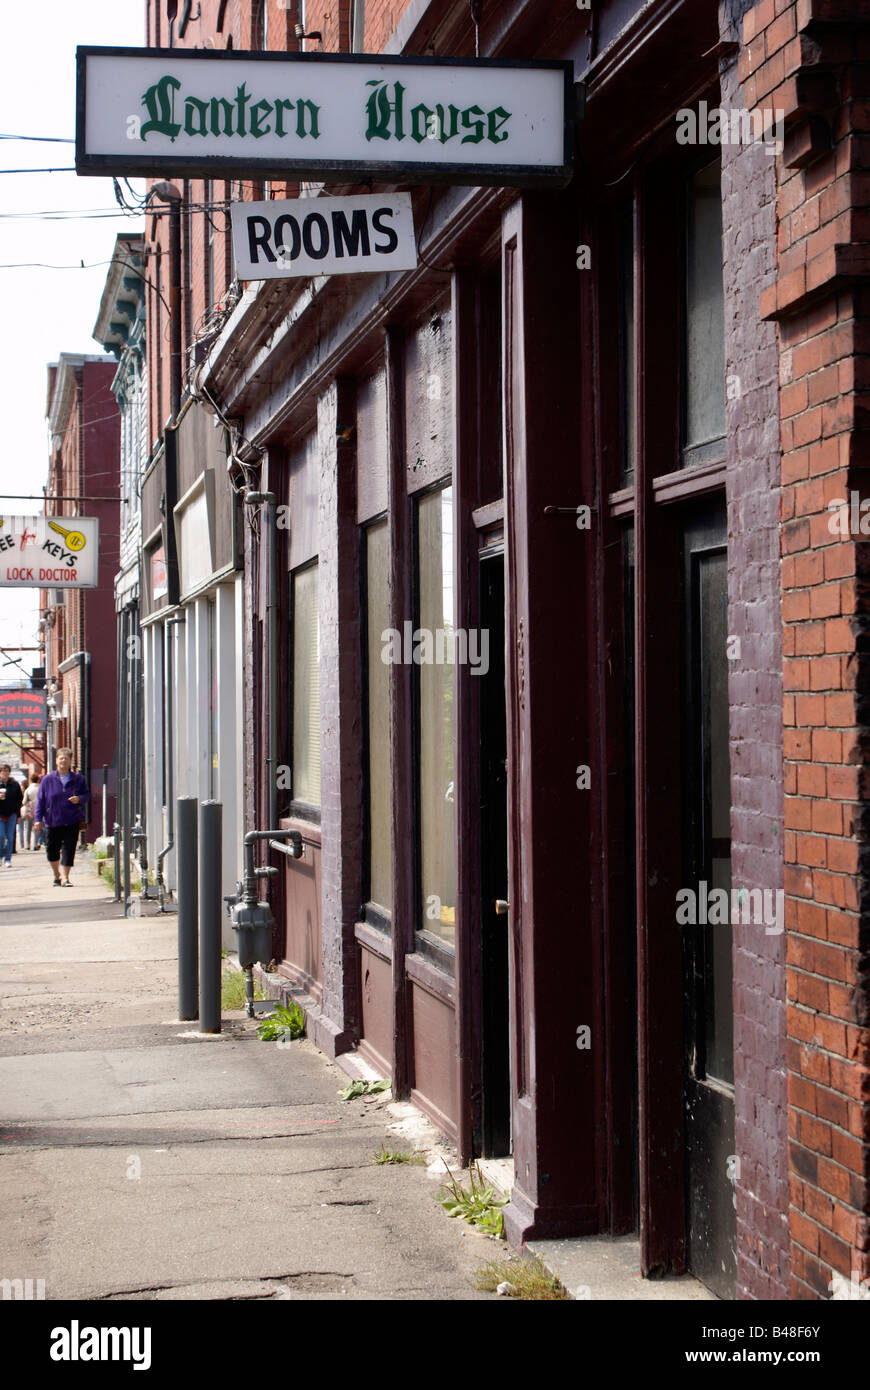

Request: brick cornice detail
left=762, top=242, right=870, bottom=320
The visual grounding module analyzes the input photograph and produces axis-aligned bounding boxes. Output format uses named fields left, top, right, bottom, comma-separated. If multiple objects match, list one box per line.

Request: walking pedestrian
left=33, top=749, right=90, bottom=887
left=19, top=774, right=40, bottom=850
left=0, top=765, right=22, bottom=867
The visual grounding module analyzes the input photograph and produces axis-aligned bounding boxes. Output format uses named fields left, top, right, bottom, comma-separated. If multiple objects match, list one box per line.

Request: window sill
left=609, top=457, right=727, bottom=515
left=405, top=948, right=456, bottom=1006
left=653, top=456, right=726, bottom=504
left=362, top=902, right=391, bottom=932
left=279, top=811, right=321, bottom=849
left=355, top=919, right=392, bottom=961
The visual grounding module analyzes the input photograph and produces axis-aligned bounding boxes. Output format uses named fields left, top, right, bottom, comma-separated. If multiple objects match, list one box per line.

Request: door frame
left=595, top=135, right=735, bottom=1273
left=680, top=501, right=736, bottom=1297
left=478, top=545, right=511, bottom=1157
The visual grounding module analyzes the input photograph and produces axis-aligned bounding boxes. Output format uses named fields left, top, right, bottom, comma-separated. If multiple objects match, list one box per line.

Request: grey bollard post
left=176, top=797, right=199, bottom=1021
left=121, top=777, right=130, bottom=914
left=198, top=800, right=222, bottom=1034
left=112, top=822, right=121, bottom=903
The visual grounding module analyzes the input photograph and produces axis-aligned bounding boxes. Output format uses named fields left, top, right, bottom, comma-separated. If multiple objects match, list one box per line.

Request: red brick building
left=41, top=354, right=120, bottom=836
left=137, top=0, right=870, bottom=1300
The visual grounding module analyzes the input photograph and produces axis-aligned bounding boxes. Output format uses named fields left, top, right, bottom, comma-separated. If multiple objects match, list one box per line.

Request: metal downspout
left=157, top=612, right=186, bottom=910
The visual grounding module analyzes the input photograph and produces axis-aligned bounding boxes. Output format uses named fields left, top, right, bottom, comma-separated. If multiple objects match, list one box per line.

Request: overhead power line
left=0, top=134, right=75, bottom=143
left=0, top=259, right=121, bottom=270
left=0, top=494, right=123, bottom=502
left=0, top=198, right=229, bottom=220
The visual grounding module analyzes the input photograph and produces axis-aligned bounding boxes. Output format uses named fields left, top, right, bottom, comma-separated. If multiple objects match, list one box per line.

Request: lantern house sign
left=76, top=48, right=574, bottom=187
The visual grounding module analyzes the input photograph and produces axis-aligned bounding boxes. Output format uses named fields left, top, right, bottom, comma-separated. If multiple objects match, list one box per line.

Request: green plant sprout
left=473, top=1254, right=569, bottom=1300
left=222, top=969, right=265, bottom=1011
left=338, top=1078, right=391, bottom=1100
left=256, top=1000, right=305, bottom=1041
left=437, top=1162, right=507, bottom=1238
left=373, top=1145, right=425, bottom=1165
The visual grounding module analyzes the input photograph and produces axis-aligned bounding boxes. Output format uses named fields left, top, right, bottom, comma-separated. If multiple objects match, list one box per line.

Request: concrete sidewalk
left=0, top=850, right=497, bottom=1300
left=0, top=848, right=712, bottom=1302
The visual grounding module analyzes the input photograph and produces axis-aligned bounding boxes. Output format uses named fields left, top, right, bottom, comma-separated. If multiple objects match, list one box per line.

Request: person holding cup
left=33, top=749, right=90, bottom=887
left=0, top=765, right=23, bottom=867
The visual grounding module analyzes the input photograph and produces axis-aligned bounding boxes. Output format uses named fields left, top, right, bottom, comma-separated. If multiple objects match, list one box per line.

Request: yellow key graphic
left=48, top=520, right=87, bottom=552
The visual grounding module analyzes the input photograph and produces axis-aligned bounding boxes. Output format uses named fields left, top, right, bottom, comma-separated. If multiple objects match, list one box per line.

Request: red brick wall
left=144, top=0, right=420, bottom=451
left=721, top=0, right=791, bottom=1300
left=145, top=1, right=261, bottom=447
left=299, top=0, right=413, bottom=51
left=80, top=362, right=121, bottom=824
left=45, top=361, right=120, bottom=826
left=743, top=0, right=870, bottom=1300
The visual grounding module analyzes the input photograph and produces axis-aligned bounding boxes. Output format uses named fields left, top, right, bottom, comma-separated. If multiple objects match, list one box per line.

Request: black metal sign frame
left=76, top=46, right=574, bottom=188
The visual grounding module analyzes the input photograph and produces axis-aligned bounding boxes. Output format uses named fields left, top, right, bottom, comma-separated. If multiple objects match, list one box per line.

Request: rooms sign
left=76, top=47, right=573, bottom=187
left=232, top=194, right=418, bottom=279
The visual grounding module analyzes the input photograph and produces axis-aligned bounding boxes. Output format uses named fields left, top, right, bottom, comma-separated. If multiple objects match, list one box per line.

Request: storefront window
left=620, top=205, right=636, bottom=485
left=292, top=563, right=320, bottom=808
left=365, top=520, right=391, bottom=914
left=207, top=598, right=218, bottom=800
left=417, top=486, right=455, bottom=947
left=351, top=0, right=365, bottom=51
left=252, top=0, right=267, bottom=48
left=683, top=159, right=725, bottom=463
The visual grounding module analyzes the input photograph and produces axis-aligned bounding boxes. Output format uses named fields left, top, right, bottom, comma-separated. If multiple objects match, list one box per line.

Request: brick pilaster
left=721, top=0, right=791, bottom=1300
left=315, top=379, right=363, bottom=1057
left=743, top=0, right=870, bottom=1300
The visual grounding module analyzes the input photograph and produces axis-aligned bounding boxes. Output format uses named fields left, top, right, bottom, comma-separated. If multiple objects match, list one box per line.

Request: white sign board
left=232, top=193, right=418, bottom=279
left=0, top=516, right=100, bottom=589
left=76, top=47, right=573, bottom=187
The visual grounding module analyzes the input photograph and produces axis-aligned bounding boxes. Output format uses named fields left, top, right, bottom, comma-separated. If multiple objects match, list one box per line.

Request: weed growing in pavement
left=97, top=863, right=143, bottom=895
left=373, top=1145, right=426, bottom=1166
left=221, top=969, right=264, bottom=1011
left=437, top=1162, right=507, bottom=1238
left=339, top=1078, right=391, bottom=1100
left=256, top=1001, right=304, bottom=1040
left=472, top=1254, right=569, bottom=1300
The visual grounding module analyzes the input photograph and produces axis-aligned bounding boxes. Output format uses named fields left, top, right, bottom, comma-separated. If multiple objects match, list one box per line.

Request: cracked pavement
left=0, top=853, right=496, bottom=1300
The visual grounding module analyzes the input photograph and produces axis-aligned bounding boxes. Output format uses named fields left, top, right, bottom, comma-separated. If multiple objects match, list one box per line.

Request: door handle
left=494, top=899, right=510, bottom=916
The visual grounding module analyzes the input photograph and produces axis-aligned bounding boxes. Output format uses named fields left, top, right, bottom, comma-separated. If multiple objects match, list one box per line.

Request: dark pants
left=0, top=816, right=16, bottom=864
left=45, top=824, right=80, bottom=868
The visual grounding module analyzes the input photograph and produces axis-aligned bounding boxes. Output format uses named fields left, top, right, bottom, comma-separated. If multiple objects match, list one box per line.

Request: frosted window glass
left=417, top=487, right=455, bottom=947
left=366, top=522, right=391, bottom=911
left=685, top=161, right=726, bottom=454
left=292, top=565, right=320, bottom=807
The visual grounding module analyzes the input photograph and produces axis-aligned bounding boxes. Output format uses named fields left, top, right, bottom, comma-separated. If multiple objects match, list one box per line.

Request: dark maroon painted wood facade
left=198, top=0, right=743, bottom=1273
left=174, top=0, right=870, bottom=1302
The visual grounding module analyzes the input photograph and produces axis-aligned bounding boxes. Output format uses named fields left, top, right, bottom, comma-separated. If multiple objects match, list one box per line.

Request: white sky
left=0, top=1, right=145, bottom=676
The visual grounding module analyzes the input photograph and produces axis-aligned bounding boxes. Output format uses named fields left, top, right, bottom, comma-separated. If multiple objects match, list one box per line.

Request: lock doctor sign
left=0, top=516, right=100, bottom=589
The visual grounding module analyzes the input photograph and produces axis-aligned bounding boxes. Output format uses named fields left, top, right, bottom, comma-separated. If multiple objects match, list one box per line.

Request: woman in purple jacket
left=33, top=748, right=90, bottom=887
